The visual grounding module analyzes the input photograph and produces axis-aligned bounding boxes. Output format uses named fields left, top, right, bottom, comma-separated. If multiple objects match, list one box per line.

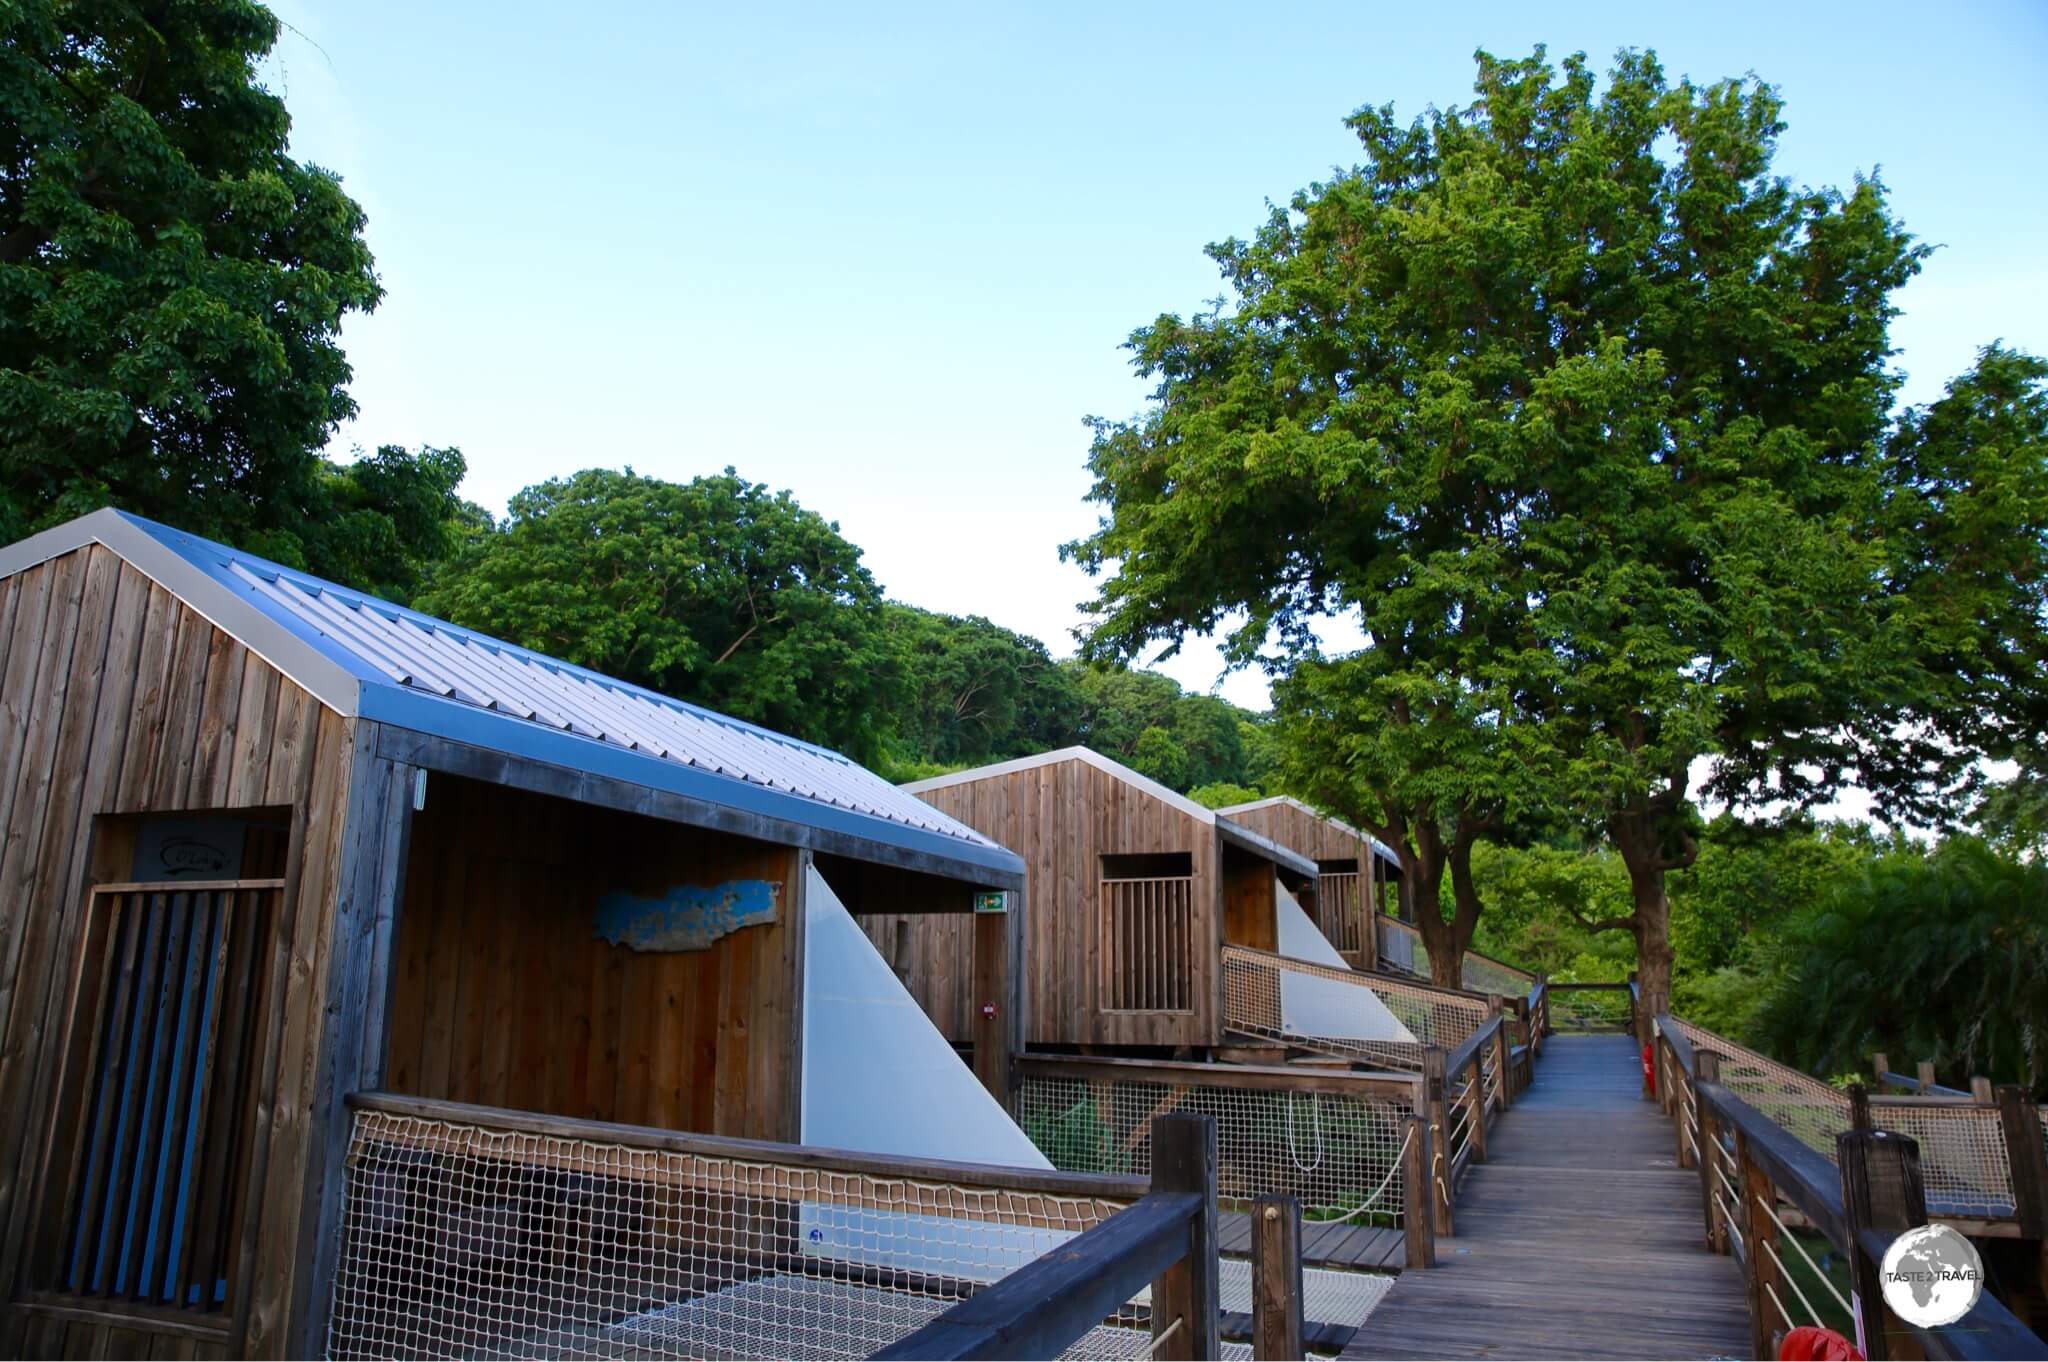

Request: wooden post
left=1149, top=1114, right=1220, bottom=1362
left=1422, top=1047, right=1453, bottom=1237
left=1849, top=1082, right=1872, bottom=1133
left=1969, top=1076, right=1993, bottom=1104
left=1873, top=1052, right=1891, bottom=1090
left=1915, top=1060, right=1937, bottom=1094
left=1996, top=1085, right=2048, bottom=1239
left=1489, top=1001, right=1512, bottom=1109
left=1401, top=1113, right=1435, bottom=1268
left=1696, top=1051, right=1726, bottom=1252
left=971, top=905, right=1009, bottom=1107
left=1671, top=1039, right=1694, bottom=1170
left=1838, top=1128, right=1929, bottom=1362
left=1736, top=1128, right=1780, bottom=1362
left=1467, top=1057, right=1489, bottom=1165
left=1251, top=1194, right=1303, bottom=1361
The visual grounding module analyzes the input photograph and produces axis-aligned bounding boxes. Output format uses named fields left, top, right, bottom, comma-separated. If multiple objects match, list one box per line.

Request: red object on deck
left=1779, top=1326, right=1863, bottom=1360
left=1642, top=1042, right=1655, bottom=1085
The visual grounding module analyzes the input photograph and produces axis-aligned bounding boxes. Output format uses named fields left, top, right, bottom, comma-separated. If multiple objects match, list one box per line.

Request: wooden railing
left=1427, top=1010, right=1515, bottom=1238
left=878, top=1114, right=1227, bottom=1360
left=1015, top=1052, right=1432, bottom=1270
left=329, top=1092, right=1270, bottom=1361
left=1653, top=1020, right=2048, bottom=1361
left=1544, top=980, right=1635, bottom=1034
left=1220, top=943, right=1490, bottom=1067
left=1099, top=876, right=1195, bottom=1012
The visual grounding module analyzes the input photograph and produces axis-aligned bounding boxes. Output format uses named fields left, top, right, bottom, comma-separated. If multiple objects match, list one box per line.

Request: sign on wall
left=593, top=878, right=781, bottom=952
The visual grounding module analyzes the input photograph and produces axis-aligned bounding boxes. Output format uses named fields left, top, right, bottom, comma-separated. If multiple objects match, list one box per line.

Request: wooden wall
left=1220, top=844, right=1277, bottom=952
left=0, top=546, right=358, bottom=1360
left=1223, top=802, right=1382, bottom=969
left=382, top=774, right=801, bottom=1142
left=873, top=757, right=1221, bottom=1049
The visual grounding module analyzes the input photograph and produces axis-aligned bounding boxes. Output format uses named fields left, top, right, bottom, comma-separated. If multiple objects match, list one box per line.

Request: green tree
left=1750, top=838, right=2048, bottom=1094
left=418, top=468, right=895, bottom=762
left=1188, top=781, right=1265, bottom=810
left=0, top=0, right=384, bottom=557
left=882, top=604, right=1081, bottom=767
left=1067, top=47, right=2047, bottom=1018
left=250, top=443, right=475, bottom=605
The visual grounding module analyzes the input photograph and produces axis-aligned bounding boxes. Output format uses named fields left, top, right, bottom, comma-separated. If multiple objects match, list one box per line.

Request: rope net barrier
left=326, top=1108, right=1176, bottom=1361
left=1220, top=945, right=1487, bottom=1070
left=1016, top=1072, right=1411, bottom=1225
left=1662, top=1018, right=2017, bottom=1220
left=1373, top=919, right=1535, bottom=998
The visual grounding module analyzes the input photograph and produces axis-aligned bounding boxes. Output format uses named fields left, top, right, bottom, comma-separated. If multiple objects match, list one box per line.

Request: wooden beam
left=1015, top=1052, right=1420, bottom=1101
left=1838, top=1129, right=1928, bottom=1361
left=1250, top=1195, right=1303, bottom=1361
left=971, top=907, right=1008, bottom=1106
left=1422, top=1047, right=1452, bottom=1238
left=1737, top=1127, right=1780, bottom=1362
left=1147, top=1114, right=1220, bottom=1362
left=1996, top=1085, right=2048, bottom=1239
left=1401, top=1113, right=1434, bottom=1269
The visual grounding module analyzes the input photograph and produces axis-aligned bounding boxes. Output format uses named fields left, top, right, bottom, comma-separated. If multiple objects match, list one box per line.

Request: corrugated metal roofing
left=0, top=510, right=1019, bottom=879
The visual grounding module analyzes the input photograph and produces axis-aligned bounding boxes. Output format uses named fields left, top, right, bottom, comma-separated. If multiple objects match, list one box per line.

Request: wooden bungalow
left=0, top=510, right=1028, bottom=1359
left=1213, top=796, right=1400, bottom=971
left=870, top=747, right=1318, bottom=1056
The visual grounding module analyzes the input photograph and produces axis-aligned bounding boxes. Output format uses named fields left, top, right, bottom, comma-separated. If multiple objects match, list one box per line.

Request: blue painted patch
left=594, top=879, right=780, bottom=952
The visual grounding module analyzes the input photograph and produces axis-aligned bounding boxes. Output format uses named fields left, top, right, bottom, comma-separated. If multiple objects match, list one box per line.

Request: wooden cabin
left=1214, top=796, right=1400, bottom=971
left=0, top=510, right=1024, bottom=1360
left=870, top=747, right=1317, bottom=1055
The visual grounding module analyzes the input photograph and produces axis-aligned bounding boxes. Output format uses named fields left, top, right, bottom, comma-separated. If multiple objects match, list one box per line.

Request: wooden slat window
left=1099, top=876, right=1194, bottom=1013
left=1318, top=870, right=1363, bottom=953
left=38, top=881, right=283, bottom=1314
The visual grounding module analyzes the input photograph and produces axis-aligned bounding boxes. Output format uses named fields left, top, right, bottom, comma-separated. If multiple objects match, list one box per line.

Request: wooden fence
left=1099, top=876, right=1195, bottom=1012
left=1653, top=1019, right=2048, bottom=1361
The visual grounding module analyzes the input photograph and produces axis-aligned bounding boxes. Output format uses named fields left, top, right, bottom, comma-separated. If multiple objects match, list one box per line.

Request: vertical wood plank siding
left=1218, top=802, right=1382, bottom=971
left=378, top=773, right=800, bottom=1142
left=870, top=757, right=1220, bottom=1049
left=0, top=549, right=356, bottom=1359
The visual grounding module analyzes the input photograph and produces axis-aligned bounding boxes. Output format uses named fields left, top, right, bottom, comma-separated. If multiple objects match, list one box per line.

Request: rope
left=1318, top=1127, right=1416, bottom=1224
left=1765, top=1282, right=1798, bottom=1333
left=1756, top=1187, right=1855, bottom=1318
left=1284, top=1091, right=1326, bottom=1174
left=1763, top=1238, right=1828, bottom=1328
left=1145, top=1316, right=1184, bottom=1356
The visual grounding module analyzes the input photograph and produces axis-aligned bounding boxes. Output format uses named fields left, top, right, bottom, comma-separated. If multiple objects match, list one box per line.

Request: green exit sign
left=974, top=892, right=1007, bottom=914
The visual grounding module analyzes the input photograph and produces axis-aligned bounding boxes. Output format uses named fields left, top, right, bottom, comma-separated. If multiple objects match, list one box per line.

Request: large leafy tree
left=1066, top=48, right=2046, bottom=1020
left=882, top=604, right=1081, bottom=768
left=419, top=468, right=896, bottom=763
left=0, top=0, right=385, bottom=557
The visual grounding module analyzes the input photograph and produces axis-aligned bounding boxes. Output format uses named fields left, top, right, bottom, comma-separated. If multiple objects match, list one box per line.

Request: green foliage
left=1750, top=837, right=2048, bottom=1093
left=0, top=0, right=384, bottom=559
left=244, top=444, right=475, bottom=606
left=418, top=467, right=895, bottom=763
left=882, top=605, right=1079, bottom=768
left=1974, top=745, right=2048, bottom=860
left=1066, top=664, right=1264, bottom=792
left=1021, top=1095, right=1127, bottom=1175
left=1188, top=781, right=1265, bottom=810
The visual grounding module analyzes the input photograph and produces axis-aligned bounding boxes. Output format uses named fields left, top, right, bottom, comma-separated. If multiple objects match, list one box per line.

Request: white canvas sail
left=799, top=867, right=1063, bottom=1280
left=1276, top=879, right=1417, bottom=1045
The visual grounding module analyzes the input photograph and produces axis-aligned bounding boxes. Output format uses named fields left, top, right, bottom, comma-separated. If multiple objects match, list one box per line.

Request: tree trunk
left=1613, top=830, right=1675, bottom=1046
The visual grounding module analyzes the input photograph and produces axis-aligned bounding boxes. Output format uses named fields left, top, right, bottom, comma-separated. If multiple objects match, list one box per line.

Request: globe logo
left=1879, top=1224, right=1983, bottom=1328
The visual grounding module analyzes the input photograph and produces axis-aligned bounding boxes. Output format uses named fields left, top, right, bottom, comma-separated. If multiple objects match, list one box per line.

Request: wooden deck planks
left=1219, top=1211, right=1405, bottom=1270
left=1342, top=1034, right=1753, bottom=1360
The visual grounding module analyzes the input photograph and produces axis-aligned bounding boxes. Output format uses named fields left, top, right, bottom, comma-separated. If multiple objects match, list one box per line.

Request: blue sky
left=267, top=0, right=2048, bottom=713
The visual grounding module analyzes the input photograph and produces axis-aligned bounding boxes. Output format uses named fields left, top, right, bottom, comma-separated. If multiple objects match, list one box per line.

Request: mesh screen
left=1220, top=945, right=1485, bottom=1069
left=327, top=1109, right=1170, bottom=1360
left=1017, top=1073, right=1411, bottom=1225
left=1547, top=988, right=1632, bottom=1032
left=1662, top=1019, right=2016, bottom=1219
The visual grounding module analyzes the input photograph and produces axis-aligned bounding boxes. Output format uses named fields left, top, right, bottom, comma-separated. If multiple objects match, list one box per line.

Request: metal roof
left=1216, top=795, right=1403, bottom=871
left=0, top=509, right=1022, bottom=882
left=903, top=746, right=1318, bottom=880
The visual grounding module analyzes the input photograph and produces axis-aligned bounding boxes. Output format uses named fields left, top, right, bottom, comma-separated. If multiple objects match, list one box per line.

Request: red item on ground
left=1779, top=1325, right=1863, bottom=1360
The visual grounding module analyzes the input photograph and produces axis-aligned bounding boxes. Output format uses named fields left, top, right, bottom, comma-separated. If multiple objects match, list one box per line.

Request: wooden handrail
left=872, top=1114, right=1223, bottom=1362
left=91, top=878, right=288, bottom=894
left=870, top=1191, right=1202, bottom=1359
left=1445, top=1015, right=1503, bottom=1082
left=1014, top=1052, right=1420, bottom=1101
left=1656, top=1019, right=2048, bottom=1360
left=345, top=1090, right=1151, bottom=1202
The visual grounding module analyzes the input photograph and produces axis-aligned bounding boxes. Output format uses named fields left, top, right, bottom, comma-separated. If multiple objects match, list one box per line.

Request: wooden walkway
left=1341, top=1034, right=1752, bottom=1360
left=1220, top=1212, right=1406, bottom=1270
